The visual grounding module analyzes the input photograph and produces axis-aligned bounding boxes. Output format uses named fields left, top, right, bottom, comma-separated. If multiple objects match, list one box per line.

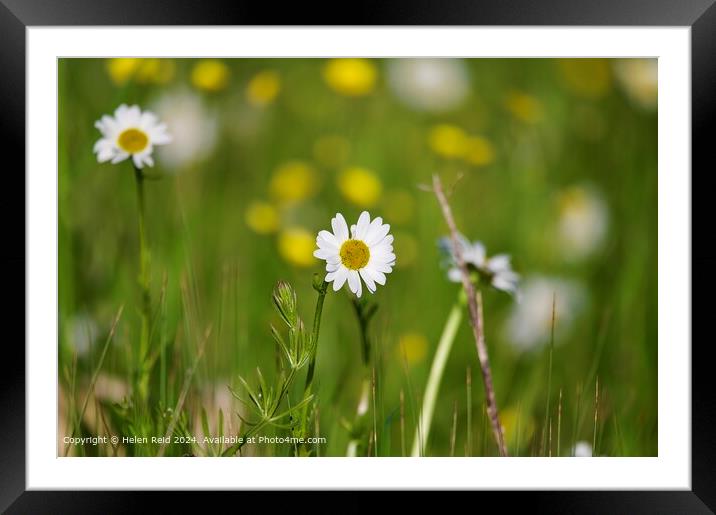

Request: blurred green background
left=58, top=57, right=657, bottom=457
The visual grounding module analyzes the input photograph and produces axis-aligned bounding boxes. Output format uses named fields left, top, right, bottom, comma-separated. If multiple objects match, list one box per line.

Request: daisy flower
left=439, top=233, right=519, bottom=295
left=93, top=104, right=172, bottom=169
left=314, top=211, right=395, bottom=298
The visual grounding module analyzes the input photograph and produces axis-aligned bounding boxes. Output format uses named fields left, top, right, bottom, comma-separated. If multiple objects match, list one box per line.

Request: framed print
left=2, top=0, right=714, bottom=511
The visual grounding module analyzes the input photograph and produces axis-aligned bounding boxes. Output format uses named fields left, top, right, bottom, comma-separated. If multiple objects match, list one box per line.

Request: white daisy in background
left=151, top=90, right=218, bottom=172
left=504, top=276, right=587, bottom=352
left=64, top=313, right=98, bottom=357
left=387, top=58, right=470, bottom=113
left=439, top=234, right=519, bottom=295
left=556, top=185, right=609, bottom=262
left=314, top=211, right=396, bottom=298
left=93, top=104, right=172, bottom=169
left=613, top=58, right=658, bottom=111
left=572, top=441, right=593, bottom=457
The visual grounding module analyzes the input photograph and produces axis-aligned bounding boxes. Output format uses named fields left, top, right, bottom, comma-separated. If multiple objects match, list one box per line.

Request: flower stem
left=133, top=164, right=151, bottom=401
left=346, top=298, right=377, bottom=456
left=304, top=279, right=329, bottom=394
left=410, top=291, right=465, bottom=456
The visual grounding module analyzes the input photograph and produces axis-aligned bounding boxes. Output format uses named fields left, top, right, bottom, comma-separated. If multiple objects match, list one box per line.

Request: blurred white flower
left=505, top=276, right=587, bottom=352
left=572, top=440, right=593, bottom=457
left=151, top=90, right=218, bottom=171
left=387, top=59, right=470, bottom=113
left=65, top=313, right=98, bottom=356
left=557, top=186, right=609, bottom=261
left=94, top=104, right=172, bottom=169
left=439, top=234, right=519, bottom=295
left=613, top=59, right=657, bottom=110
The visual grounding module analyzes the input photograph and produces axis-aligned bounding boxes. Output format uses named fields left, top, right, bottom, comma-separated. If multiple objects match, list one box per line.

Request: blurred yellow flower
left=269, top=161, right=320, bottom=204
left=191, top=60, right=230, bottom=92
left=278, top=228, right=316, bottom=267
left=382, top=190, right=415, bottom=225
left=504, top=91, right=543, bottom=124
left=323, top=58, right=377, bottom=96
left=134, top=59, right=175, bottom=85
left=313, top=135, right=351, bottom=168
left=397, top=332, right=428, bottom=365
left=558, top=59, right=612, bottom=99
left=500, top=406, right=535, bottom=451
left=393, top=232, right=417, bottom=268
left=463, top=135, right=495, bottom=166
left=245, top=201, right=280, bottom=235
left=106, top=58, right=175, bottom=86
left=106, top=58, right=141, bottom=85
left=247, top=70, right=281, bottom=107
left=428, top=124, right=468, bottom=159
left=337, top=166, right=383, bottom=207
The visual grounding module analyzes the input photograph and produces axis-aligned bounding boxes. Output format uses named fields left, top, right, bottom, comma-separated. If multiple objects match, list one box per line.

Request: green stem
left=345, top=298, right=376, bottom=456
left=133, top=164, right=151, bottom=400
left=303, top=280, right=329, bottom=394
left=411, top=290, right=466, bottom=457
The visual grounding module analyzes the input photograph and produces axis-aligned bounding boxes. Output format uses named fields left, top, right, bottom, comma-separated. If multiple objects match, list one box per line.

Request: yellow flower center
left=117, top=128, right=149, bottom=154
left=340, top=239, right=370, bottom=270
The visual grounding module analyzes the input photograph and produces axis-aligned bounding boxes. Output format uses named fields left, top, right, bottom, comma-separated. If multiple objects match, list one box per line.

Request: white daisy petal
left=359, top=269, right=377, bottom=293
left=355, top=211, right=371, bottom=239
left=371, top=261, right=393, bottom=273
left=317, top=231, right=339, bottom=249
left=111, top=152, right=129, bottom=164
left=366, top=223, right=390, bottom=246
left=487, top=254, right=511, bottom=273
left=314, top=248, right=336, bottom=260
left=363, top=267, right=386, bottom=286
left=332, top=267, right=349, bottom=291
left=347, top=270, right=360, bottom=295
left=332, top=213, right=349, bottom=242
left=447, top=267, right=462, bottom=282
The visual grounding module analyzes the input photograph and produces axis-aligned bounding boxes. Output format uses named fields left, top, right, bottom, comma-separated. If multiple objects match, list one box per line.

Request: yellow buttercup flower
left=106, top=58, right=141, bottom=85
left=191, top=59, right=230, bottom=92
left=338, top=166, right=383, bottom=207
left=313, top=135, right=351, bottom=168
left=397, top=332, right=428, bottom=365
left=278, top=228, right=316, bottom=267
left=323, top=58, right=377, bottom=96
left=504, top=91, right=543, bottom=124
left=247, top=70, right=281, bottom=107
left=245, top=201, right=280, bottom=235
left=428, top=124, right=468, bottom=159
left=558, top=59, right=612, bottom=99
left=464, top=135, right=495, bottom=166
left=134, top=58, right=175, bottom=85
left=269, top=161, right=319, bottom=204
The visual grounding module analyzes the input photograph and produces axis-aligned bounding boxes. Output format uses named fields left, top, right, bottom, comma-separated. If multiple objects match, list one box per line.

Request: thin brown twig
left=431, top=174, right=508, bottom=456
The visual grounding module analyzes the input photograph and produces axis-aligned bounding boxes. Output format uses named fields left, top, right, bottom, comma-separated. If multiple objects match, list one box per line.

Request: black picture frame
left=2, top=0, right=713, bottom=511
